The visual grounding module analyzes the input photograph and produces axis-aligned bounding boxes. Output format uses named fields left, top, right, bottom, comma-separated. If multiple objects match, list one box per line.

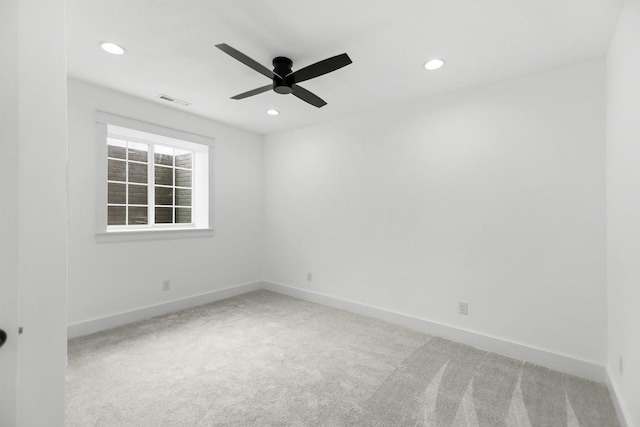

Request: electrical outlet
left=307, top=272, right=312, bottom=282
left=619, top=355, right=624, bottom=374
left=162, top=280, right=171, bottom=291
left=459, top=301, right=469, bottom=315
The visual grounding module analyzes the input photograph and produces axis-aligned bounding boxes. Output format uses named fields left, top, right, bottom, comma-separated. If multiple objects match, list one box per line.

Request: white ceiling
left=67, top=0, right=623, bottom=135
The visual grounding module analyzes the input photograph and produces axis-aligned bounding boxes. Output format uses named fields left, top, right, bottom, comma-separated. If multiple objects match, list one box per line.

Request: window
left=96, top=112, right=212, bottom=239
left=107, top=138, right=194, bottom=226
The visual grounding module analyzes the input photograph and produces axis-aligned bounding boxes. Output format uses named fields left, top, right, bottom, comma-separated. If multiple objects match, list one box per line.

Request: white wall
left=67, top=79, right=264, bottom=326
left=17, top=0, right=69, bottom=425
left=606, top=0, right=640, bottom=424
left=264, top=59, right=606, bottom=364
left=0, top=1, right=21, bottom=424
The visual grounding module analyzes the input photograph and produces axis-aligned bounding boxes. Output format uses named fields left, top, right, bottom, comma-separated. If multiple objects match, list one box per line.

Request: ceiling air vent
left=158, top=94, right=191, bottom=107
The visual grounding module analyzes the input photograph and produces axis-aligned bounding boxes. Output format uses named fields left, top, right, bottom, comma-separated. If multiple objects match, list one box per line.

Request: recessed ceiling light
left=99, top=41, right=126, bottom=55
left=424, top=58, right=445, bottom=71
left=266, top=109, right=279, bottom=116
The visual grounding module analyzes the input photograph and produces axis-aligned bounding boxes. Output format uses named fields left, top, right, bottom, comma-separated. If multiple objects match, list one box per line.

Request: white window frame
left=95, top=111, right=214, bottom=242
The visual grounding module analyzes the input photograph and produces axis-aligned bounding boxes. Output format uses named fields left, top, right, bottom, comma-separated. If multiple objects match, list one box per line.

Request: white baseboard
left=68, top=279, right=627, bottom=424
left=67, top=281, right=263, bottom=339
left=262, top=281, right=607, bottom=383
left=605, top=366, right=632, bottom=427
left=67, top=279, right=607, bottom=385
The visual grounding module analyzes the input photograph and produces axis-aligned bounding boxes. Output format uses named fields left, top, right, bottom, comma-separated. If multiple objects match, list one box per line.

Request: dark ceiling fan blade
left=292, top=84, right=327, bottom=108
left=215, top=43, right=278, bottom=79
left=289, top=53, right=352, bottom=84
left=231, top=84, right=273, bottom=100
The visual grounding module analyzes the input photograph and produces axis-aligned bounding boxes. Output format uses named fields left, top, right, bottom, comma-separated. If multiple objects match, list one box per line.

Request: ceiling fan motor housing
left=273, top=57, right=294, bottom=94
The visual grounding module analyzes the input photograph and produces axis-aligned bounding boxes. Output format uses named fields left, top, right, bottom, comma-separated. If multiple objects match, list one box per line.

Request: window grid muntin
left=107, top=139, right=149, bottom=226
left=107, top=137, right=194, bottom=228
left=153, top=144, right=193, bottom=225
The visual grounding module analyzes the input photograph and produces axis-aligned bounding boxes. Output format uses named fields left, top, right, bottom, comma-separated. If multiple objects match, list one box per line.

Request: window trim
left=95, top=111, right=214, bottom=241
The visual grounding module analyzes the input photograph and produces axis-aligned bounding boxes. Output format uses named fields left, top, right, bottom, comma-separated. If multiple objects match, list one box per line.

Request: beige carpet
left=65, top=290, right=619, bottom=426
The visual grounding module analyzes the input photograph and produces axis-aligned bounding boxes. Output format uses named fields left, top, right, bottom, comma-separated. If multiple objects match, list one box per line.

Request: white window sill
left=96, top=227, right=214, bottom=243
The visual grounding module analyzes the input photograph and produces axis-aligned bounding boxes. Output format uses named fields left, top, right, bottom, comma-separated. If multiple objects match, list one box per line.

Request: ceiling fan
left=215, top=43, right=352, bottom=108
